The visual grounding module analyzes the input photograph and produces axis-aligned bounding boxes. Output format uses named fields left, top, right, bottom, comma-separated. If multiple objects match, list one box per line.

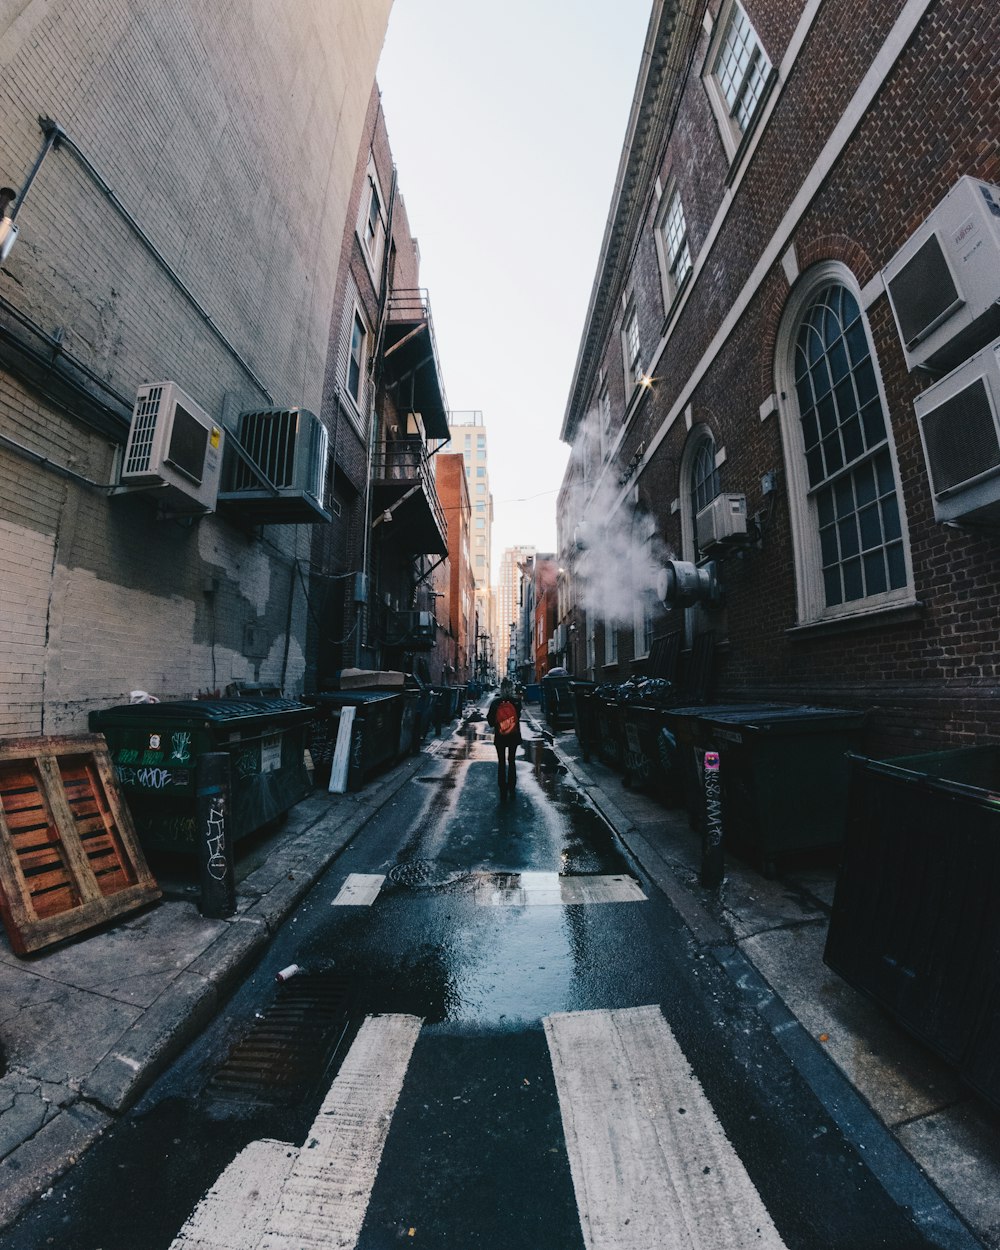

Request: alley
left=3, top=715, right=945, bottom=1250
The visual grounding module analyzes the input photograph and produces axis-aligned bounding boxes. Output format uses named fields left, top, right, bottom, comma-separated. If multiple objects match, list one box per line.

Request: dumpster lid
left=306, top=691, right=401, bottom=707
left=90, top=697, right=315, bottom=728
left=697, top=704, right=865, bottom=731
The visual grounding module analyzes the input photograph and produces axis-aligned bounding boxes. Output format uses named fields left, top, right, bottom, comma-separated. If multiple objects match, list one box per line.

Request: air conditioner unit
left=554, top=623, right=567, bottom=650
left=696, top=493, right=747, bottom=552
left=120, top=381, right=224, bottom=513
left=395, top=609, right=436, bottom=650
left=218, top=406, right=330, bottom=524
left=883, top=176, right=1000, bottom=373
left=914, top=335, right=1000, bottom=523
left=405, top=412, right=425, bottom=439
left=547, top=638, right=557, bottom=655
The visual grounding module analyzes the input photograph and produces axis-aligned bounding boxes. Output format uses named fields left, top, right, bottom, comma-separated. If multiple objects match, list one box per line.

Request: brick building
left=558, top=0, right=1000, bottom=754
left=434, top=451, right=476, bottom=683
left=307, top=83, right=450, bottom=688
left=0, top=1, right=391, bottom=733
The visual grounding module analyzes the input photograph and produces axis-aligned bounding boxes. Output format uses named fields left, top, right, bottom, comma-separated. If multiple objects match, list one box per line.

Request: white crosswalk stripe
left=171, top=1014, right=422, bottom=1250
left=331, top=873, right=386, bottom=906
left=475, top=871, right=647, bottom=906
left=544, top=1006, right=788, bottom=1250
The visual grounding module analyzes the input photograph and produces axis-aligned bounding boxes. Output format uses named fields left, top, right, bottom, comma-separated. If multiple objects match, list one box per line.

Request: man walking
left=487, top=679, right=522, bottom=799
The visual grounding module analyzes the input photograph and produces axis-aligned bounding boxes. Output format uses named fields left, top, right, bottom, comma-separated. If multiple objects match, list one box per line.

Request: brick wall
left=561, top=0, right=1000, bottom=754
left=0, top=1, right=390, bottom=732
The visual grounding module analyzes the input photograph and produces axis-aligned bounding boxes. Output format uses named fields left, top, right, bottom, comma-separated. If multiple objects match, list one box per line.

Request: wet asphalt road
left=4, top=716, right=942, bottom=1249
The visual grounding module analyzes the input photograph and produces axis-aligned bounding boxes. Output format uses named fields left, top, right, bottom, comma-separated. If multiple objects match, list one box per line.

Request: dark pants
left=495, top=738, right=517, bottom=794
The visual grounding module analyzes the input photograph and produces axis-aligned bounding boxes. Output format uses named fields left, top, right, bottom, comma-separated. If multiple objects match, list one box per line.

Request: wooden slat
left=0, top=734, right=160, bottom=956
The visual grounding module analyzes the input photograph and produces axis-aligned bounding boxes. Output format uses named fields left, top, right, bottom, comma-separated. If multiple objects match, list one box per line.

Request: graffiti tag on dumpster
left=205, top=802, right=228, bottom=880
left=115, top=765, right=188, bottom=789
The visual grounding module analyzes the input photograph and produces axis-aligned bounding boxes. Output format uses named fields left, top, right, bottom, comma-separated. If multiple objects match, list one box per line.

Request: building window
left=623, top=304, right=642, bottom=390
left=778, top=268, right=912, bottom=624
left=476, top=466, right=486, bottom=478
left=655, top=186, right=692, bottom=312
left=476, top=555, right=486, bottom=567
left=598, top=370, right=613, bottom=457
left=705, top=1, right=772, bottom=160
left=477, top=435, right=486, bottom=448
left=606, top=619, right=618, bottom=665
left=692, top=438, right=720, bottom=520
left=348, top=312, right=366, bottom=403
left=476, top=483, right=485, bottom=494
left=358, top=160, right=387, bottom=278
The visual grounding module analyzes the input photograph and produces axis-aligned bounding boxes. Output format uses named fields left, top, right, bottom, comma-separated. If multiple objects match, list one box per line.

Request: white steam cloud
left=565, top=409, right=674, bottom=626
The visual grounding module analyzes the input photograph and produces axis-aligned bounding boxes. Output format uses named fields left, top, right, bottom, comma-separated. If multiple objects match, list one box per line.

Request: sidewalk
left=0, top=710, right=997, bottom=1245
left=542, top=711, right=1000, bottom=1250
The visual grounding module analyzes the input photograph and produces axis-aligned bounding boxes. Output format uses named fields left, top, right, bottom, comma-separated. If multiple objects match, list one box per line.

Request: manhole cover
left=388, top=860, right=455, bottom=889
left=204, top=970, right=353, bottom=1106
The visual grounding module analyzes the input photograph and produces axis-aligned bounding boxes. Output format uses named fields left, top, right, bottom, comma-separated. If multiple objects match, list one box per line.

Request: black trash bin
left=542, top=671, right=574, bottom=729
left=569, top=681, right=599, bottom=761
left=89, top=698, right=315, bottom=853
left=824, top=746, right=1000, bottom=1112
left=306, top=691, right=403, bottom=790
left=691, top=704, right=865, bottom=873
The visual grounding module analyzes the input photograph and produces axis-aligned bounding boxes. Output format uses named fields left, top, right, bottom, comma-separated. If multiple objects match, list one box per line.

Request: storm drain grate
left=388, top=859, right=454, bottom=889
left=204, top=970, right=353, bottom=1106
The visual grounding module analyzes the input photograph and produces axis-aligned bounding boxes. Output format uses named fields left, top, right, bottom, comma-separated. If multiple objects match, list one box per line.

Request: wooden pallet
left=0, top=734, right=161, bottom=956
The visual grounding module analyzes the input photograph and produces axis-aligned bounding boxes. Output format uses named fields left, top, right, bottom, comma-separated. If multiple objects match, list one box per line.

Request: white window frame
left=775, top=262, right=914, bottom=628
left=347, top=308, right=367, bottom=406
left=703, top=0, right=773, bottom=162
left=654, top=183, right=693, bottom=313
left=357, top=158, right=387, bottom=281
left=621, top=299, right=643, bottom=395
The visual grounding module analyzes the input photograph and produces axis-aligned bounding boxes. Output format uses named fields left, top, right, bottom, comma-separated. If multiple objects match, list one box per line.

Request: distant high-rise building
left=448, top=412, right=495, bottom=672
left=498, top=545, right=536, bottom=676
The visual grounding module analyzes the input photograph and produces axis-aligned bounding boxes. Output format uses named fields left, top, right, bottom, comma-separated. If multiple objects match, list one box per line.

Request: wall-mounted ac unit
left=547, top=638, right=557, bottom=655
left=394, top=609, right=436, bottom=650
left=218, top=407, right=330, bottom=524
left=914, top=335, right=1000, bottom=523
left=696, top=493, right=747, bottom=552
left=883, top=176, right=1000, bottom=373
left=120, top=381, right=224, bottom=513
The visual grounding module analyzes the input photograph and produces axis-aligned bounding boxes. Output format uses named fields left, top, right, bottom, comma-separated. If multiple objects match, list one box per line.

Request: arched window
left=777, top=267, right=912, bottom=624
left=692, top=438, right=720, bottom=525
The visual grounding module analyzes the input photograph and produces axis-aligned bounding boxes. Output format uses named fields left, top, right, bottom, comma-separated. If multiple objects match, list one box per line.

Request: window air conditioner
left=914, top=334, right=1000, bottom=523
left=218, top=406, right=331, bottom=524
left=547, top=638, right=557, bottom=655
left=696, top=493, right=747, bottom=552
left=120, top=381, right=224, bottom=513
left=882, top=176, right=1000, bottom=373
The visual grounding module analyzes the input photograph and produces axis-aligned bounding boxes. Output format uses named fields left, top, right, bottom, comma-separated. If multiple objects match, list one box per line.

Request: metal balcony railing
left=372, top=439, right=447, bottom=547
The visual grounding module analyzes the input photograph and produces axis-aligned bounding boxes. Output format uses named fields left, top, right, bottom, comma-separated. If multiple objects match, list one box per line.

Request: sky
left=376, top=0, right=653, bottom=572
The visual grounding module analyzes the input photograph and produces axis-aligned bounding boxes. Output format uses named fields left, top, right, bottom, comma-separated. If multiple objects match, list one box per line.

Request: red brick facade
left=559, top=0, right=1000, bottom=755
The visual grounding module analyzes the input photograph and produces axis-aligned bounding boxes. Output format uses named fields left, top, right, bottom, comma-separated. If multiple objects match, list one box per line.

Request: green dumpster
left=89, top=698, right=315, bottom=853
left=306, top=691, right=403, bottom=789
left=825, top=746, right=1000, bottom=1112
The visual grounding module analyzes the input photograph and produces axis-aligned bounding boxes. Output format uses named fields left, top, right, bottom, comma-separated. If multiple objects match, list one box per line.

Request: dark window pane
left=823, top=433, right=844, bottom=476
left=796, top=374, right=815, bottom=418
left=876, top=448, right=895, bottom=495
left=806, top=446, right=825, bottom=486
left=860, top=399, right=886, bottom=447
left=854, top=357, right=878, bottom=407
left=817, top=487, right=835, bottom=527
left=855, top=460, right=877, bottom=506
left=829, top=336, right=850, bottom=383
left=834, top=476, right=855, bottom=518
left=824, top=566, right=843, bottom=606
left=881, top=492, right=902, bottom=541
left=839, top=515, right=860, bottom=558
left=887, top=541, right=907, bottom=588
left=845, top=317, right=868, bottom=366
left=812, top=359, right=832, bottom=400
left=817, top=392, right=837, bottom=437
left=864, top=549, right=888, bottom=594
left=805, top=322, right=825, bottom=365
left=858, top=502, right=882, bottom=550
left=842, top=414, right=864, bottom=463
left=835, top=377, right=858, bottom=422
left=820, top=523, right=839, bottom=566
left=801, top=409, right=819, bottom=450
left=840, top=288, right=861, bottom=325
left=843, top=557, right=864, bottom=601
